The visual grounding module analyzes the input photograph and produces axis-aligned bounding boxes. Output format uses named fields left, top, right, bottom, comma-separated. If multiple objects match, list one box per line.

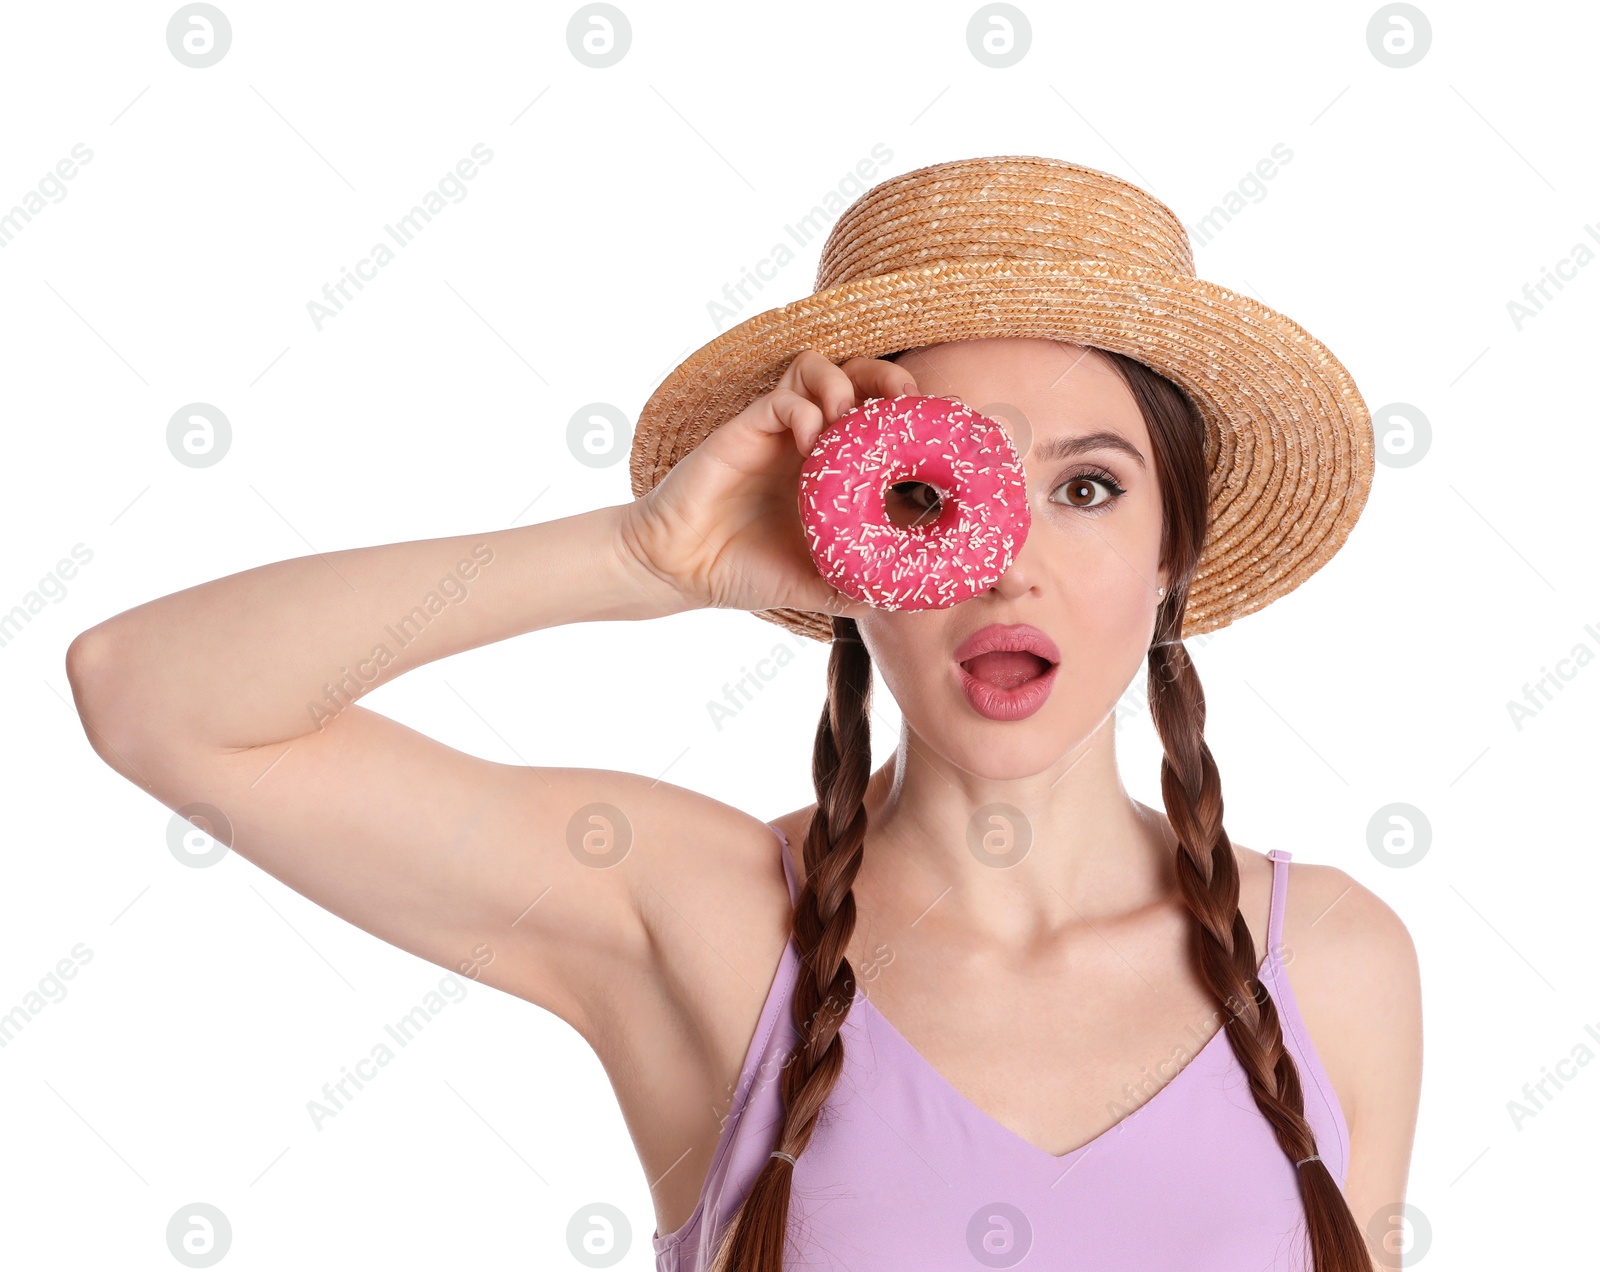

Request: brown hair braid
left=710, top=347, right=1369, bottom=1271
left=709, top=615, right=873, bottom=1270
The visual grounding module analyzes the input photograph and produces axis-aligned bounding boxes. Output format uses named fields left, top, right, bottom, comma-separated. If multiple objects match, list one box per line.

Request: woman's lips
left=955, top=655, right=1058, bottom=721
left=951, top=622, right=1060, bottom=721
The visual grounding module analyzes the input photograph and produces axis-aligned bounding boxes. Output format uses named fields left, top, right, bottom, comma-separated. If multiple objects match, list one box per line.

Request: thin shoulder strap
left=1265, top=848, right=1293, bottom=955
left=770, top=823, right=799, bottom=904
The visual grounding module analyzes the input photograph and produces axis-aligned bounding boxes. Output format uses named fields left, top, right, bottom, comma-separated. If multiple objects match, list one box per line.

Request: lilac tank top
left=653, top=825, right=1350, bottom=1271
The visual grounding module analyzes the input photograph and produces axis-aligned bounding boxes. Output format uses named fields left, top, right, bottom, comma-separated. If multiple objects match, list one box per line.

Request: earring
left=1156, top=584, right=1167, bottom=598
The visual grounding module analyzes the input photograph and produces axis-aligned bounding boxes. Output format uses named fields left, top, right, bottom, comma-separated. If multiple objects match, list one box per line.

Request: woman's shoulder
left=1269, top=851, right=1423, bottom=1202
left=1236, top=838, right=1419, bottom=991
left=1275, top=856, right=1420, bottom=985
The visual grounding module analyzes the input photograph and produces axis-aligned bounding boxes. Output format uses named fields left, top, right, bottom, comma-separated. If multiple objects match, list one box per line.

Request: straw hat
left=629, top=154, right=1374, bottom=644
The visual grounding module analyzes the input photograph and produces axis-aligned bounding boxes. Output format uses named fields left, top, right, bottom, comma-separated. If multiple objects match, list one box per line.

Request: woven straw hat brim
left=631, top=256, right=1373, bottom=645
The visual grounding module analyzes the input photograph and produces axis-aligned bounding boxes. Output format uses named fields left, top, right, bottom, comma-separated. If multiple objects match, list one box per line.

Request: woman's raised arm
left=61, top=503, right=732, bottom=1036
left=61, top=349, right=911, bottom=1044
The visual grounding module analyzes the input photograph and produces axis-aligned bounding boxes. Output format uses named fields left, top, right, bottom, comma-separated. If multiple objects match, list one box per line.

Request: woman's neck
left=850, top=728, right=1179, bottom=949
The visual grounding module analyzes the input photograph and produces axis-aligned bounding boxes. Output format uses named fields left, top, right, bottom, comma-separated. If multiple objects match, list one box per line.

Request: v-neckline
left=768, top=821, right=1281, bottom=1168
left=853, top=944, right=1276, bottom=1167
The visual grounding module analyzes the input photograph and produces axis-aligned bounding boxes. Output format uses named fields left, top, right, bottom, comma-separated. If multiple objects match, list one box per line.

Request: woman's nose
left=988, top=532, right=1042, bottom=599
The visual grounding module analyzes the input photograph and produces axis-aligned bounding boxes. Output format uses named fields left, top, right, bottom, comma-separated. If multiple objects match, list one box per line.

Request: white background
left=2, top=1, right=1595, bottom=1267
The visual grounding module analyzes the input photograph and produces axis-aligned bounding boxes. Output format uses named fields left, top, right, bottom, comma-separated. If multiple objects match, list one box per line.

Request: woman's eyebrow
left=1031, top=430, right=1148, bottom=469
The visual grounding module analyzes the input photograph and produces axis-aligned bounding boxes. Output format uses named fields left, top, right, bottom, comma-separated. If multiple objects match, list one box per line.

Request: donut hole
left=884, top=480, right=945, bottom=531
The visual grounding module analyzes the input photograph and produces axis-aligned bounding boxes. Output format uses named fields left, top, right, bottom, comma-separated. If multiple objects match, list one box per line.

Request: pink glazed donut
left=798, top=394, right=1031, bottom=610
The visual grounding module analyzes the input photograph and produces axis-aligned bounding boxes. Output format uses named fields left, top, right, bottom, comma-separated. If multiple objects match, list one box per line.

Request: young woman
left=66, top=157, right=1421, bottom=1271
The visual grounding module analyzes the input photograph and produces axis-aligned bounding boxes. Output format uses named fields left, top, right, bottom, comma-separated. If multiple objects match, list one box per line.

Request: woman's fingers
left=841, top=354, right=918, bottom=401
left=767, top=387, right=827, bottom=456
left=786, top=348, right=856, bottom=424
left=769, top=348, right=922, bottom=458
left=790, top=348, right=920, bottom=419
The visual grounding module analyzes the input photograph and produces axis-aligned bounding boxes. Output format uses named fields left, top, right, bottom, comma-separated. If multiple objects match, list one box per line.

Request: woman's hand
left=617, top=349, right=918, bottom=622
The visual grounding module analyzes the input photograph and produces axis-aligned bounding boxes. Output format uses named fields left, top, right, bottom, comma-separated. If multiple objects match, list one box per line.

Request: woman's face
left=856, top=337, right=1167, bottom=779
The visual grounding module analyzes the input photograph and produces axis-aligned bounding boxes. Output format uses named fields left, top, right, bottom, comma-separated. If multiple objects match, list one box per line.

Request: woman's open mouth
left=952, top=624, right=1060, bottom=722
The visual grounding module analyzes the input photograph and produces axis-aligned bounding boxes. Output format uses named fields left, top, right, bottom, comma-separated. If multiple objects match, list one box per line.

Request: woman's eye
left=885, top=480, right=944, bottom=529
left=1050, top=472, right=1125, bottom=511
